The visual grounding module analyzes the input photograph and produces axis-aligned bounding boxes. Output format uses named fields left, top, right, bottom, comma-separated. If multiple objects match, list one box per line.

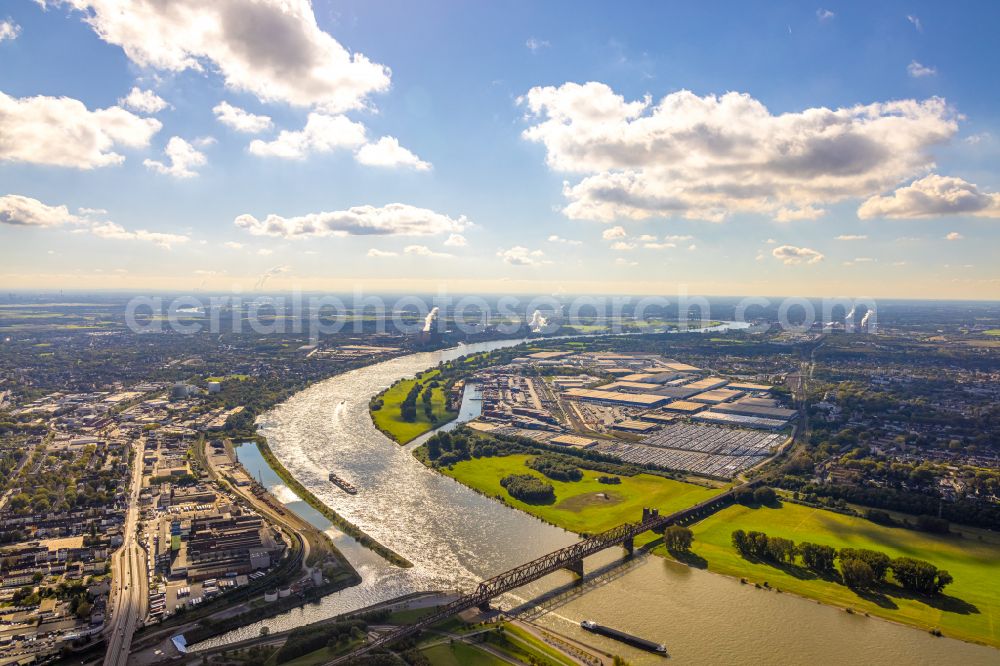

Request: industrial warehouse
left=466, top=350, right=796, bottom=480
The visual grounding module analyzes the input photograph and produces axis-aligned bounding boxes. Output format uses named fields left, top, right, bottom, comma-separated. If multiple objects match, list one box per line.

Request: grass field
left=440, top=453, right=722, bottom=534
left=984, top=329, right=1000, bottom=336
left=371, top=369, right=457, bottom=444
left=420, top=642, right=507, bottom=666
left=688, top=501, right=1000, bottom=647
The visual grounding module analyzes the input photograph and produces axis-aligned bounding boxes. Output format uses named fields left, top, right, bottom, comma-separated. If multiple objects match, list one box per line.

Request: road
left=103, top=437, right=148, bottom=666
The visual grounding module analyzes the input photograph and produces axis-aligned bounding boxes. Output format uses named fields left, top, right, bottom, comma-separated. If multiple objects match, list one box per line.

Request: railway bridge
left=326, top=479, right=761, bottom=664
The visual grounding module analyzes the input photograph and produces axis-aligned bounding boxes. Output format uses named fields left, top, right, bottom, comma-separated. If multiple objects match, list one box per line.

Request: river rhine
left=197, top=335, right=999, bottom=664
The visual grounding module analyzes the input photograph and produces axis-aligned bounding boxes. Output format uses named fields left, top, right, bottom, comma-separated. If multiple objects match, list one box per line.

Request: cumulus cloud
left=404, top=244, right=451, bottom=258
left=602, top=225, right=628, bottom=240
left=772, top=244, right=825, bottom=265
left=858, top=174, right=1000, bottom=219
left=90, top=221, right=189, bottom=248
left=615, top=257, right=638, bottom=266
left=213, top=101, right=272, bottom=133
left=119, top=86, right=169, bottom=113
left=235, top=203, right=469, bottom=238
left=143, top=137, right=207, bottom=178
left=519, top=82, right=957, bottom=222
left=1, top=193, right=187, bottom=247
left=548, top=234, right=582, bottom=245
left=355, top=136, right=431, bottom=170
left=497, top=246, right=547, bottom=266
left=643, top=241, right=676, bottom=250
left=816, top=9, right=835, bottom=21
left=0, top=194, right=82, bottom=227
left=945, top=231, right=963, bottom=241
left=0, top=20, right=21, bottom=42
left=836, top=234, right=868, bottom=240
left=248, top=113, right=366, bottom=158
left=223, top=241, right=244, bottom=249
left=443, top=233, right=467, bottom=247
left=48, top=0, right=390, bottom=111
left=0, top=90, right=161, bottom=168
left=774, top=206, right=826, bottom=221
left=367, top=248, right=398, bottom=258
left=907, top=60, right=936, bottom=78
left=610, top=241, right=636, bottom=251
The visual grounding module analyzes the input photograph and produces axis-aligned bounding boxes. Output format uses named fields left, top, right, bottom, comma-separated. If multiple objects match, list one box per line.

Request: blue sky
left=1, top=0, right=998, bottom=298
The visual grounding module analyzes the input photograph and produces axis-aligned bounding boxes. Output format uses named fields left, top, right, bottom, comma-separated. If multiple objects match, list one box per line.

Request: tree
left=839, top=548, right=891, bottom=583
left=753, top=486, right=777, bottom=506
left=733, top=486, right=755, bottom=505
left=765, top=536, right=796, bottom=563
left=731, top=529, right=749, bottom=556
left=840, top=558, right=876, bottom=589
left=797, top=542, right=836, bottom=573
left=663, top=525, right=694, bottom=552
left=891, top=557, right=953, bottom=595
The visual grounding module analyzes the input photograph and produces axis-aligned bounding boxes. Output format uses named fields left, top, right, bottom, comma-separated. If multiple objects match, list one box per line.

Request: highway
left=103, top=437, right=148, bottom=666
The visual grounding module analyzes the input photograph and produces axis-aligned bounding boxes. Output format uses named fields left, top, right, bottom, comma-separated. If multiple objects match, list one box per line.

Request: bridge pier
left=563, top=559, right=584, bottom=579
left=623, top=536, right=634, bottom=556
left=477, top=600, right=491, bottom=613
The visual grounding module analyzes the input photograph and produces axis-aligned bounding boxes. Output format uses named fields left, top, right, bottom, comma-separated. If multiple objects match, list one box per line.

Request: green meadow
left=439, top=453, right=721, bottom=534
left=688, top=501, right=1000, bottom=647
left=371, top=369, right=456, bottom=444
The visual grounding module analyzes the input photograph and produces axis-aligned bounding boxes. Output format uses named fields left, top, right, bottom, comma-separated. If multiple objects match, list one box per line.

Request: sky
left=1, top=0, right=998, bottom=299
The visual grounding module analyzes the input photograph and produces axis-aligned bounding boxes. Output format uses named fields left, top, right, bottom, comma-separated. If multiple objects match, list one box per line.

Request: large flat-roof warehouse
left=562, top=387, right=668, bottom=408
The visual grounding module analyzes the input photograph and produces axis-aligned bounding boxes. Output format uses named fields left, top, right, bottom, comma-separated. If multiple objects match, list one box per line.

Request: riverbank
left=689, top=501, right=1000, bottom=649
left=255, top=438, right=414, bottom=568
left=417, top=445, right=1000, bottom=650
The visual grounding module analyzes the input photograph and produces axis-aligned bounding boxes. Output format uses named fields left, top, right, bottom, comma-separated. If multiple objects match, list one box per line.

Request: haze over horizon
left=1, top=1, right=998, bottom=299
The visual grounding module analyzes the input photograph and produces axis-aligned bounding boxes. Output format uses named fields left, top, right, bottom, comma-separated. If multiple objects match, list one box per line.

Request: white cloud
left=0, top=20, right=21, bottom=42
left=664, top=234, right=694, bottom=242
left=836, top=234, right=868, bottom=240
left=443, top=233, right=467, bottom=247
left=643, top=241, right=676, bottom=250
left=526, top=37, right=550, bottom=53
left=907, top=15, right=923, bottom=32
left=404, top=244, right=451, bottom=258
left=0, top=194, right=83, bottom=227
left=0, top=91, right=161, bottom=169
left=547, top=234, right=582, bottom=246
left=367, top=248, right=398, bottom=258
left=907, top=60, right=936, bottom=78
left=48, top=0, right=390, bottom=111
left=615, top=257, right=638, bottom=266
left=1, top=194, right=182, bottom=247
left=256, top=248, right=273, bottom=256
left=223, top=241, right=244, bottom=249
left=497, top=246, right=547, bottom=266
left=964, top=132, right=992, bottom=145
left=213, top=101, right=272, bottom=134
left=602, top=225, right=628, bottom=240
left=772, top=244, right=824, bottom=265
left=89, top=221, right=189, bottom=248
left=858, top=174, right=1000, bottom=219
left=355, top=136, right=431, bottom=170
left=519, top=82, right=956, bottom=222
left=945, top=231, right=963, bottom=241
left=143, top=136, right=207, bottom=178
left=235, top=203, right=469, bottom=238
left=119, top=86, right=169, bottom=113
left=774, top=206, right=826, bottom=222
left=248, top=113, right=366, bottom=159
left=610, top=241, right=636, bottom=251
left=816, top=9, right=835, bottom=21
